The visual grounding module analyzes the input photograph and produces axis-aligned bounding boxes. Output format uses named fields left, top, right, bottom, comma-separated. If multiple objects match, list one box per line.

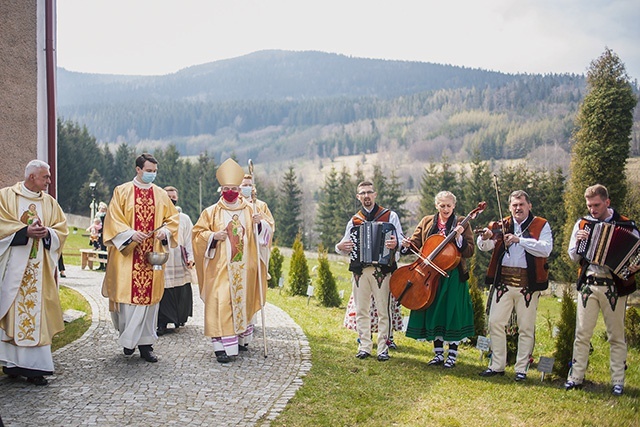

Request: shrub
left=468, top=262, right=486, bottom=345
left=268, top=246, right=284, bottom=288
left=625, top=306, right=640, bottom=350
left=553, top=285, right=576, bottom=378
left=315, top=245, right=341, bottom=307
left=288, top=233, right=310, bottom=296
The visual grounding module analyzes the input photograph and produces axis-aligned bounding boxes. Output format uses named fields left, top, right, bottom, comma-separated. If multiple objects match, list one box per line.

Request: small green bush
left=288, top=233, right=310, bottom=296
left=625, top=306, right=640, bottom=350
left=553, top=285, right=576, bottom=378
left=315, top=245, right=341, bottom=307
left=268, top=246, right=284, bottom=288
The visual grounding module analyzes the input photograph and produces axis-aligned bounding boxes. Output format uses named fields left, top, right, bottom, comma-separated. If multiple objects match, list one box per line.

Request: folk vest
left=485, top=215, right=550, bottom=292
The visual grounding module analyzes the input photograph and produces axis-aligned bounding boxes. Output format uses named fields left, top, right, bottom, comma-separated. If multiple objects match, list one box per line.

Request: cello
left=390, top=202, right=486, bottom=311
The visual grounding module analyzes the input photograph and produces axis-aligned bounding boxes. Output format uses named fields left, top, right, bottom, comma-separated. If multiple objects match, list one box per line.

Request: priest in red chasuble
left=0, top=160, right=68, bottom=386
left=192, top=159, right=272, bottom=363
left=102, top=153, right=179, bottom=362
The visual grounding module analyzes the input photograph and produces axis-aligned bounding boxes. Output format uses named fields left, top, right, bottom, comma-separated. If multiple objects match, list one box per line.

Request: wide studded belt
left=500, top=266, right=528, bottom=288
left=585, top=275, right=614, bottom=286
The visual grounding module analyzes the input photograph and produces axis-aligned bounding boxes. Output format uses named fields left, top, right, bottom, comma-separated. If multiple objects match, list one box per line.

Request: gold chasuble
left=0, top=182, right=68, bottom=347
left=193, top=197, right=268, bottom=338
left=102, top=181, right=179, bottom=309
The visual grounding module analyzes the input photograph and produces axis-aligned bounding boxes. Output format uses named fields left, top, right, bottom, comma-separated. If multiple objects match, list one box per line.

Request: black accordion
left=349, top=221, right=396, bottom=266
left=576, top=219, right=640, bottom=280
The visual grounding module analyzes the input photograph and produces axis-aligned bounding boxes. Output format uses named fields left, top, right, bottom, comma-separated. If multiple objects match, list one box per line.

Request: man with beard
left=192, top=159, right=272, bottom=363
left=335, top=180, right=403, bottom=362
left=0, top=160, right=68, bottom=385
left=477, top=190, right=553, bottom=381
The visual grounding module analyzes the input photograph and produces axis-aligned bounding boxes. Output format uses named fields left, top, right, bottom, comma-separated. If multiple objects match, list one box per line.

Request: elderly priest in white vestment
left=0, top=160, right=68, bottom=386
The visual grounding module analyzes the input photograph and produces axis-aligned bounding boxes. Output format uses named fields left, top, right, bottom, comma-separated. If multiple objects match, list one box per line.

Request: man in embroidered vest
left=335, top=180, right=404, bottom=361
left=477, top=190, right=553, bottom=381
left=565, top=184, right=639, bottom=396
left=192, top=159, right=273, bottom=363
left=0, top=160, right=68, bottom=386
left=102, top=153, right=179, bottom=362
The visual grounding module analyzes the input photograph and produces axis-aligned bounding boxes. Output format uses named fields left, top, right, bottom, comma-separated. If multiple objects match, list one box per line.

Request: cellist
left=401, top=191, right=475, bottom=368
left=477, top=190, right=552, bottom=381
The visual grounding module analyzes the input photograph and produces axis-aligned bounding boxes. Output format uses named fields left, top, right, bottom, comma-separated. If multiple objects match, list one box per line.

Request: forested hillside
left=57, top=50, right=633, bottom=166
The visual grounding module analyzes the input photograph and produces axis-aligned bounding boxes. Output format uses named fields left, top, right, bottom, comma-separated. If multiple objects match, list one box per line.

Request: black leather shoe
left=215, top=351, right=231, bottom=363
left=514, top=372, right=527, bottom=382
left=239, top=344, right=249, bottom=352
left=156, top=326, right=168, bottom=336
left=564, top=380, right=583, bottom=391
left=26, top=376, right=48, bottom=386
left=479, top=368, right=505, bottom=377
left=139, top=345, right=158, bottom=363
left=355, top=351, right=371, bottom=359
left=123, top=347, right=135, bottom=356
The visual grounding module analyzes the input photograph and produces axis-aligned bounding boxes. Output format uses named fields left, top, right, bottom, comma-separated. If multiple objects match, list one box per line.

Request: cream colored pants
left=568, top=284, right=627, bottom=386
left=352, top=266, right=390, bottom=356
left=488, top=286, right=540, bottom=373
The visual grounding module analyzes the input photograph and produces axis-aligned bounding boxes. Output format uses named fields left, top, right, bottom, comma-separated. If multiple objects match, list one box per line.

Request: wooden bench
left=80, top=249, right=108, bottom=270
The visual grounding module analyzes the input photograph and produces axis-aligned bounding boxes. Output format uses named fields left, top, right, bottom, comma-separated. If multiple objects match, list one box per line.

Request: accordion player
left=576, top=219, right=640, bottom=280
left=349, top=221, right=397, bottom=266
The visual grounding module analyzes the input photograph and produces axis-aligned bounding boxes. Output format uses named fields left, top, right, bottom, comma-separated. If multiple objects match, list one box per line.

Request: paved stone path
left=0, top=265, right=310, bottom=426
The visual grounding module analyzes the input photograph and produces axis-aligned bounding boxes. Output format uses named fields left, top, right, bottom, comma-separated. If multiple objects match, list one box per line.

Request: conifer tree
left=275, top=166, right=303, bottom=247
left=316, top=167, right=343, bottom=249
left=373, top=164, right=408, bottom=228
left=268, top=246, right=284, bottom=288
left=467, top=257, right=486, bottom=344
left=563, top=48, right=637, bottom=264
left=288, top=233, right=310, bottom=296
left=553, top=285, right=577, bottom=378
left=315, top=245, right=341, bottom=307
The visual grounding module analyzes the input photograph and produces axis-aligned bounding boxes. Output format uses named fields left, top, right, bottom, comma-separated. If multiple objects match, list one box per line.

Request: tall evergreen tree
left=316, top=167, right=343, bottom=249
left=57, top=119, right=104, bottom=213
left=275, top=166, right=303, bottom=247
left=563, top=48, right=637, bottom=259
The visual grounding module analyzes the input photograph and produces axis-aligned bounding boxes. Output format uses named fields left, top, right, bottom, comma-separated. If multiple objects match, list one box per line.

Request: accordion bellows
left=577, top=219, right=640, bottom=280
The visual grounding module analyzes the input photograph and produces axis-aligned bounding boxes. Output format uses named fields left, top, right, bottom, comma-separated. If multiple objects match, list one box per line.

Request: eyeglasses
left=357, top=191, right=375, bottom=196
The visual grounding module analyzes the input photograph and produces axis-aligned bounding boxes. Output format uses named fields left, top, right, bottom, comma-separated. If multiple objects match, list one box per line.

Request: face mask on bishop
left=222, top=189, right=239, bottom=203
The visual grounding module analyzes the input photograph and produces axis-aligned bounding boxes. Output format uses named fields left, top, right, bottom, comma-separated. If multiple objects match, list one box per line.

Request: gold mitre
left=216, top=158, right=244, bottom=186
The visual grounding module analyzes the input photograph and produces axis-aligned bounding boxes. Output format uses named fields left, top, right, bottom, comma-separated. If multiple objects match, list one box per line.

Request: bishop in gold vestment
left=193, top=159, right=271, bottom=363
left=102, top=154, right=178, bottom=362
left=0, top=160, right=67, bottom=385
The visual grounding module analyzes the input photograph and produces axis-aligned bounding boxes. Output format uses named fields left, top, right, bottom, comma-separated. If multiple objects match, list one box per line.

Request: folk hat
left=216, top=158, right=244, bottom=186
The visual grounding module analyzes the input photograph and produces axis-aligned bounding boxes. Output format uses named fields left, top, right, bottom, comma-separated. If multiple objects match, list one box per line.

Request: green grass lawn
left=54, top=235, right=640, bottom=426
left=265, top=255, right=640, bottom=427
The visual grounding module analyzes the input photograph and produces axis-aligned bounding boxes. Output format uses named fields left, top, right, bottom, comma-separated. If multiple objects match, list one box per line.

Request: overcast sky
left=56, top=0, right=640, bottom=80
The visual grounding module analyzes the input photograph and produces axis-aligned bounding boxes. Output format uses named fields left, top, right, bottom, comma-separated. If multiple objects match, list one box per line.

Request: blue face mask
left=240, top=186, right=253, bottom=198
left=141, top=171, right=157, bottom=184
